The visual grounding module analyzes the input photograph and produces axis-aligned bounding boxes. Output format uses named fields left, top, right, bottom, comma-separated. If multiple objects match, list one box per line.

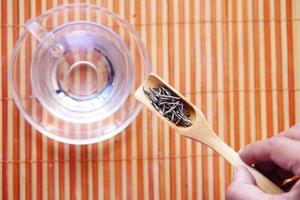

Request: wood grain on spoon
left=134, top=73, right=283, bottom=194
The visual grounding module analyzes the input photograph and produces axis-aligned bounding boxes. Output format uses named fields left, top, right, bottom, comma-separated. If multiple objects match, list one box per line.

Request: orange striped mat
left=1, top=0, right=300, bottom=199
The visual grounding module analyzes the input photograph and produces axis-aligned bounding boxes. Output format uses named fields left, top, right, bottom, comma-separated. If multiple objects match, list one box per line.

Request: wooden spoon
left=134, top=73, right=283, bottom=194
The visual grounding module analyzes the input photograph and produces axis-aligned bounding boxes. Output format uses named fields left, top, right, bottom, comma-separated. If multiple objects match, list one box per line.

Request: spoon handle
left=181, top=115, right=283, bottom=194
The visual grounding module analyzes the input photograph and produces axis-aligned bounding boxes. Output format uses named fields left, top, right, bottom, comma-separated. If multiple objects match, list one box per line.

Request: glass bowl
left=9, top=4, right=150, bottom=144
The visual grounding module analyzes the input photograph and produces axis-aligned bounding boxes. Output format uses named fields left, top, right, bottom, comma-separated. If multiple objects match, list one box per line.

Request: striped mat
left=1, top=0, right=300, bottom=199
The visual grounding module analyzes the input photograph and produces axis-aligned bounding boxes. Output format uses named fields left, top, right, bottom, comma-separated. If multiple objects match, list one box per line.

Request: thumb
left=232, top=165, right=256, bottom=184
left=226, top=166, right=272, bottom=200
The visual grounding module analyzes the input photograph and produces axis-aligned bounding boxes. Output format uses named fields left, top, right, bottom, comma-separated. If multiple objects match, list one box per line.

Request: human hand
left=226, top=124, right=300, bottom=200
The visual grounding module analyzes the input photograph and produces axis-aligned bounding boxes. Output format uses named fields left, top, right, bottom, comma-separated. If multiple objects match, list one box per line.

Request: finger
left=226, top=166, right=276, bottom=200
left=226, top=166, right=272, bottom=200
left=226, top=167, right=295, bottom=200
left=240, top=137, right=300, bottom=175
left=279, top=124, right=300, bottom=141
left=233, top=166, right=256, bottom=184
left=288, top=180, right=300, bottom=199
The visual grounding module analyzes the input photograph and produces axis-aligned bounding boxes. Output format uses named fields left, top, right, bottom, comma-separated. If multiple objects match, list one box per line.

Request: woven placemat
left=1, top=0, right=300, bottom=199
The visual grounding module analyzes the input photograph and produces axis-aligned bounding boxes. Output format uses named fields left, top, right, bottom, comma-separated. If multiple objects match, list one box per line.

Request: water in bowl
left=31, top=22, right=134, bottom=123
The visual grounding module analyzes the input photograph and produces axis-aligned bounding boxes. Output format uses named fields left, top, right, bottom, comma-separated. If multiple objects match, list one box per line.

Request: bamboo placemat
left=1, top=0, right=300, bottom=199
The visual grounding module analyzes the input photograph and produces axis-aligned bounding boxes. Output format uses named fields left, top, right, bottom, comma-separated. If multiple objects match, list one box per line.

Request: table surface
left=1, top=0, right=300, bottom=199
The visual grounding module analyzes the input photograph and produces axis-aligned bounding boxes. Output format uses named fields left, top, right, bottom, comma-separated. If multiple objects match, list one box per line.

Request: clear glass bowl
left=9, top=4, right=150, bottom=144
